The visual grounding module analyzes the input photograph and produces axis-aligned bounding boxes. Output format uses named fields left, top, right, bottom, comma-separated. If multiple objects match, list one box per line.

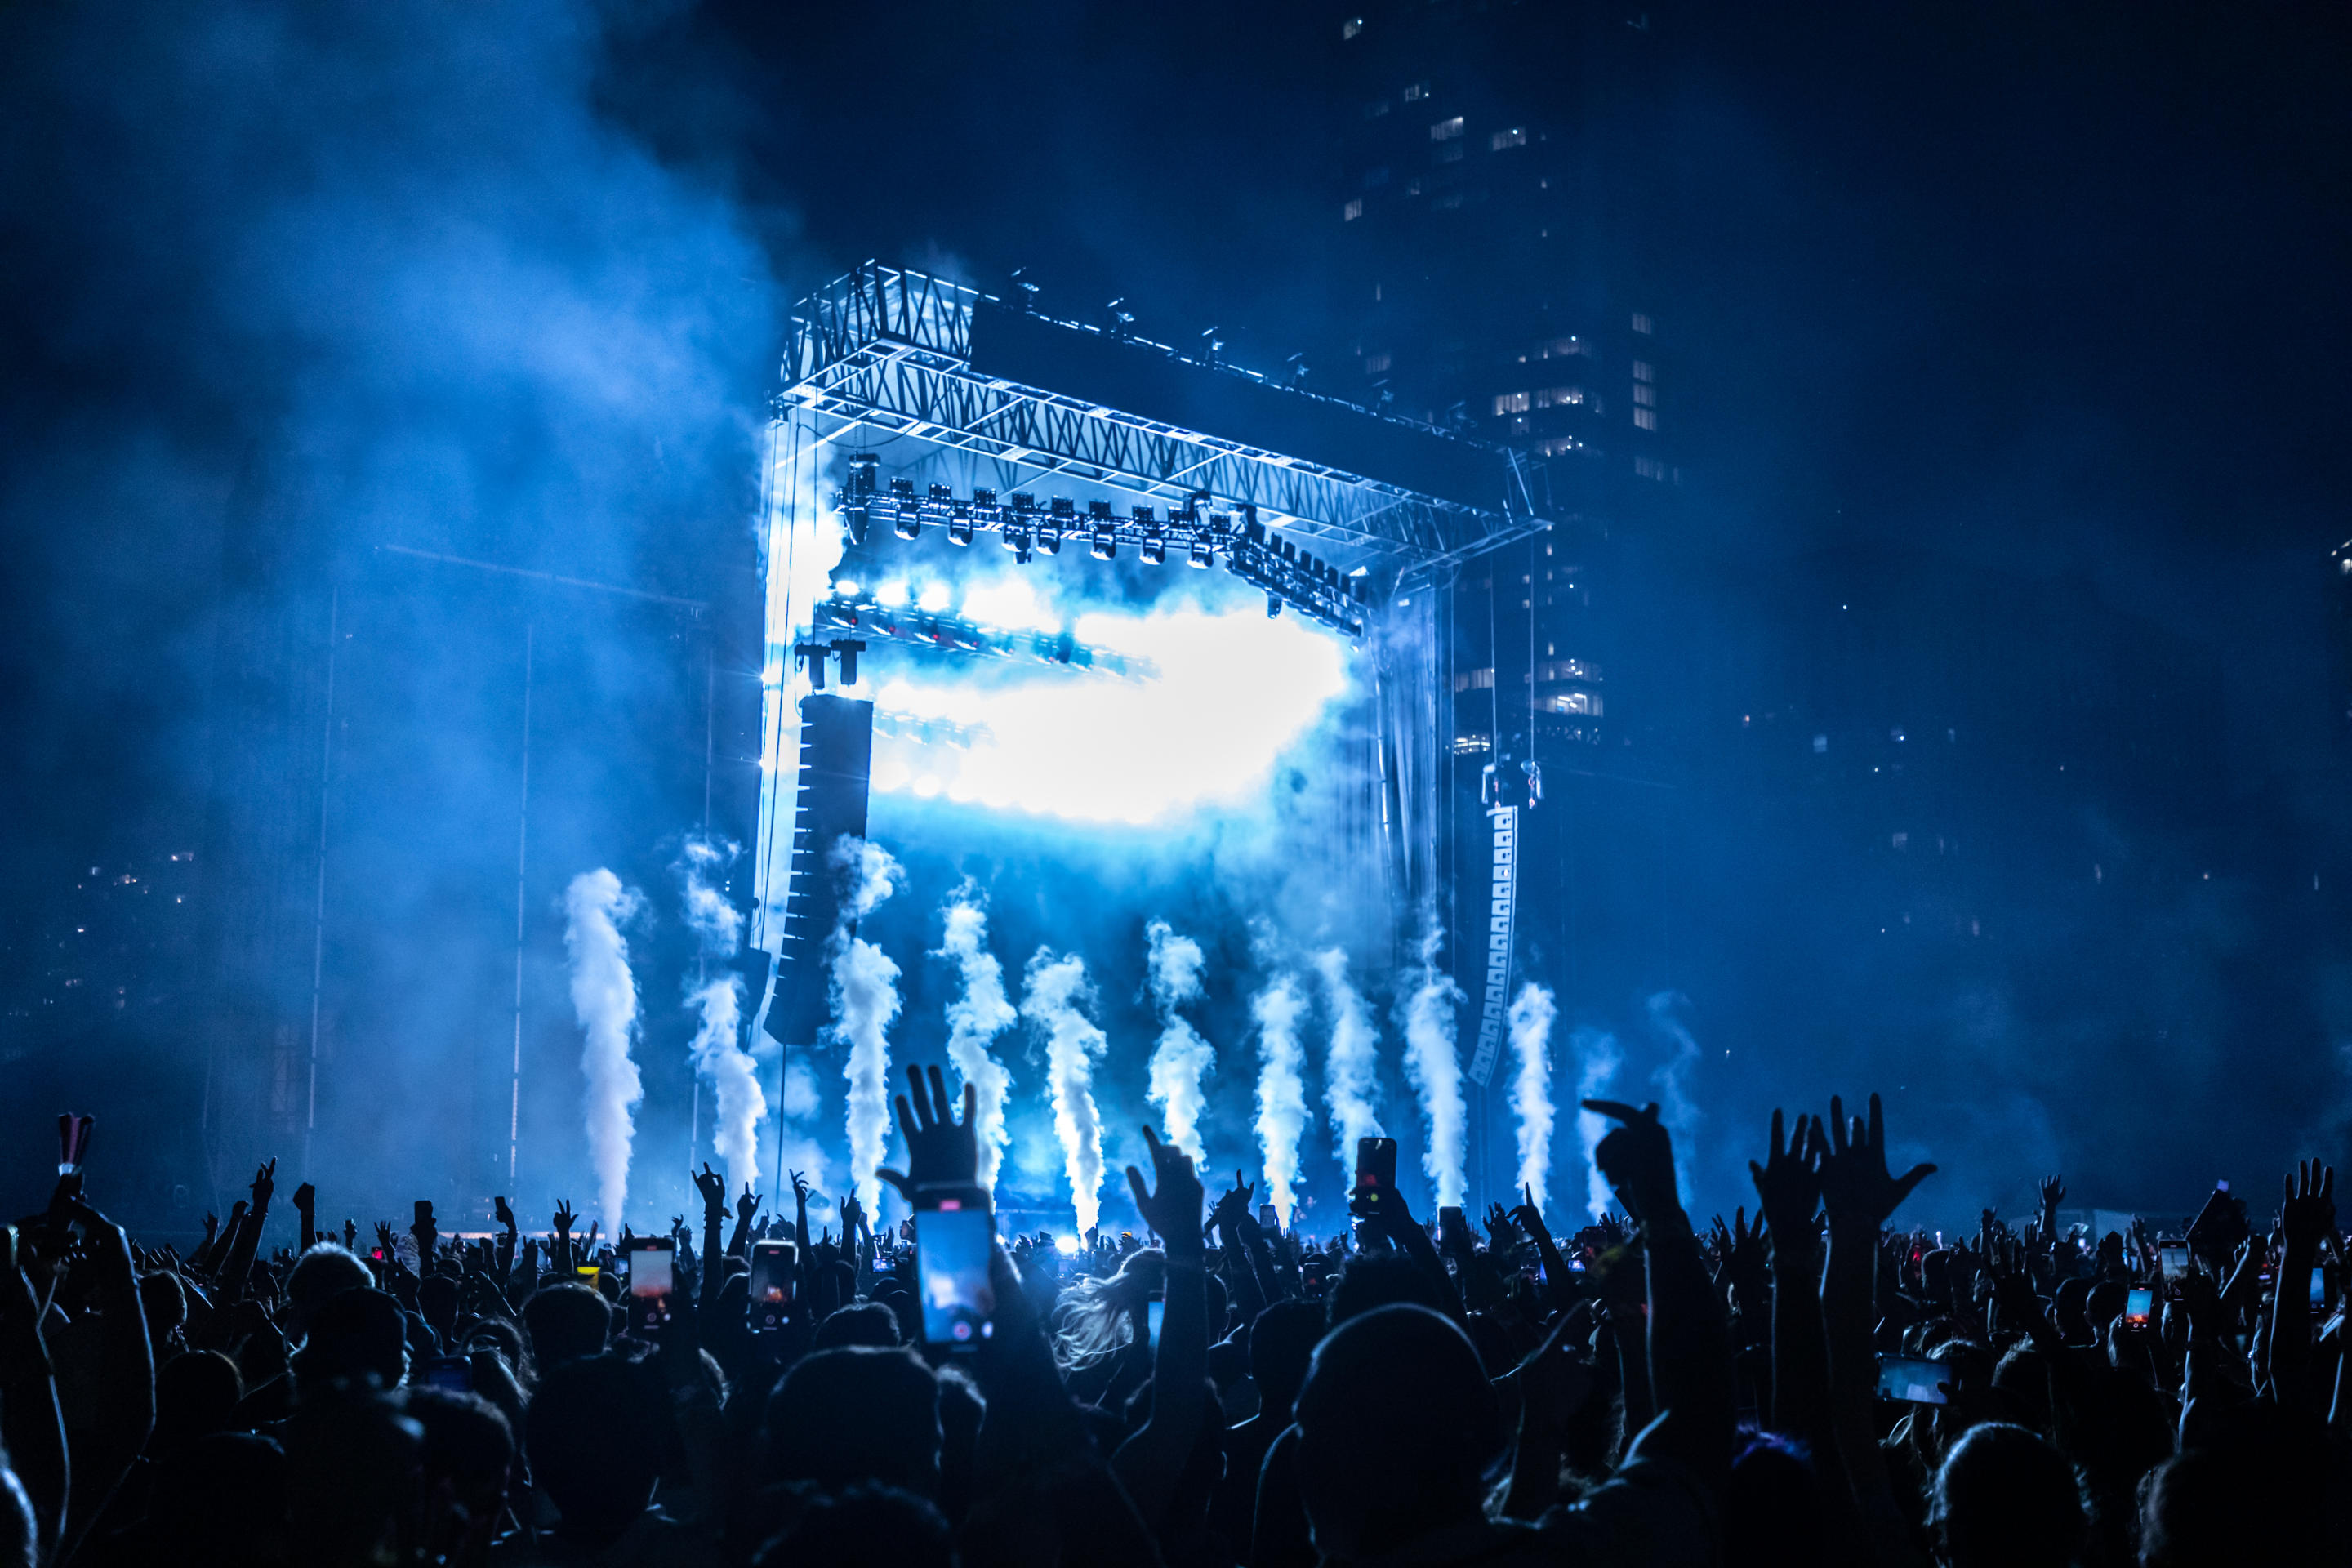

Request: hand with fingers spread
left=1484, top=1201, right=1520, bottom=1250
left=1126, top=1126, right=1205, bottom=1263
left=1748, top=1108, right=1824, bottom=1245
left=552, top=1200, right=577, bottom=1236
left=1581, top=1098, right=1682, bottom=1223
left=877, top=1063, right=979, bottom=1200
left=1817, top=1093, right=1935, bottom=1228
left=373, top=1221, right=397, bottom=1258
left=2281, top=1160, right=2336, bottom=1255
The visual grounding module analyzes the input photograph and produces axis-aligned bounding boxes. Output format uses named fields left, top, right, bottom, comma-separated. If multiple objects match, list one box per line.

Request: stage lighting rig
left=813, top=589, right=1159, bottom=680
left=827, top=472, right=1374, bottom=637
left=793, top=637, right=867, bottom=689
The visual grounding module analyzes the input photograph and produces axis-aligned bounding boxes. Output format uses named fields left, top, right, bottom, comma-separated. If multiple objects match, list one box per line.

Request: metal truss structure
left=774, top=264, right=1559, bottom=590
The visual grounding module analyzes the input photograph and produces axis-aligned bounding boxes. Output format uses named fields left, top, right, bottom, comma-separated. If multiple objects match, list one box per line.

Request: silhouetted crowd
left=2, top=1068, right=2345, bottom=1566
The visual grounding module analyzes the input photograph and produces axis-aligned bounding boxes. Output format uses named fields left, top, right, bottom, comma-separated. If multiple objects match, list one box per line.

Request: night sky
left=2, top=0, right=2347, bottom=1223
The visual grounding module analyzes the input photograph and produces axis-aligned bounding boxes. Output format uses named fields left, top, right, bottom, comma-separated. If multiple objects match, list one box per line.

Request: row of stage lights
left=835, top=452, right=1372, bottom=638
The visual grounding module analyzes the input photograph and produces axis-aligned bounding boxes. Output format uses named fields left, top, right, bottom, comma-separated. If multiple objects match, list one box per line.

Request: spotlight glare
left=833, top=578, right=860, bottom=598
left=918, top=582, right=952, bottom=612
left=878, top=581, right=910, bottom=608
left=1054, top=1234, right=1080, bottom=1256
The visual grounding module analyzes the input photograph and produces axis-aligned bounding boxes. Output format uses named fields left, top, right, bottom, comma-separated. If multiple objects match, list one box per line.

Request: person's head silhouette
left=1294, top=1303, right=1499, bottom=1562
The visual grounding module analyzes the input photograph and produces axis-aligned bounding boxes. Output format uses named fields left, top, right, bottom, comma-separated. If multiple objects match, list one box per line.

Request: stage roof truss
left=776, top=265, right=1557, bottom=589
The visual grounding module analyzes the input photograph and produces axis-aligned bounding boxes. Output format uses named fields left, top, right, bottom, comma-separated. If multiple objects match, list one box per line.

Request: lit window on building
left=1634, top=455, right=1666, bottom=479
left=1542, top=692, right=1602, bottom=716
left=1490, top=127, right=1528, bottom=150
left=1534, top=385, right=1582, bottom=408
left=1343, top=16, right=1365, bottom=38
left=1343, top=198, right=1363, bottom=221
left=1431, top=116, right=1464, bottom=140
left=1631, top=312, right=1654, bottom=334
left=1632, top=383, right=1655, bottom=407
left=1812, top=734, right=1829, bottom=753
left=1632, top=360, right=1655, bottom=382
left=1454, top=667, right=1497, bottom=692
left=1536, top=658, right=1600, bottom=682
left=1404, top=81, right=1429, bottom=101
left=1535, top=437, right=1580, bottom=456
left=1364, top=352, right=1391, bottom=373
left=1633, top=407, right=1658, bottom=430
left=1493, top=390, right=1530, bottom=415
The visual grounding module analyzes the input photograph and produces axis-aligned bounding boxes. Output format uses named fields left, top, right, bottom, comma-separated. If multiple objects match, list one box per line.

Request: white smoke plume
left=1508, top=982, right=1558, bottom=1211
left=1253, top=973, right=1311, bottom=1228
left=1569, top=1026, right=1624, bottom=1219
left=830, top=836, right=903, bottom=1217
left=1400, top=920, right=1468, bottom=1209
left=775, top=1058, right=836, bottom=1232
left=564, top=868, right=643, bottom=1235
left=678, top=836, right=765, bottom=1191
left=1144, top=920, right=1216, bottom=1164
left=1313, top=947, right=1384, bottom=1169
left=1645, top=991, right=1704, bottom=1203
left=936, top=885, right=1017, bottom=1198
left=1022, top=950, right=1108, bottom=1232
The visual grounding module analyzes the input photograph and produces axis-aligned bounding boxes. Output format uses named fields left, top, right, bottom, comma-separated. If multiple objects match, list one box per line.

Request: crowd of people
left=1, top=1066, right=2345, bottom=1566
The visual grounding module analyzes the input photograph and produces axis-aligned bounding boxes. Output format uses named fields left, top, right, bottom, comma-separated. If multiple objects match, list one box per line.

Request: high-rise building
left=1330, top=0, right=1682, bottom=768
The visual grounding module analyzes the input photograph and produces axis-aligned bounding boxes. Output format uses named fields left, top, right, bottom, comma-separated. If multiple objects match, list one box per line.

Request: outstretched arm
left=0, top=1236, right=66, bottom=1561
left=1584, top=1099, right=1732, bottom=1490
left=58, top=1199, right=154, bottom=1560
left=1112, top=1127, right=1209, bottom=1528
left=2268, top=1161, right=2335, bottom=1414
left=1750, top=1110, right=1833, bottom=1455
left=1818, top=1094, right=1936, bottom=1568
left=216, top=1160, right=275, bottom=1299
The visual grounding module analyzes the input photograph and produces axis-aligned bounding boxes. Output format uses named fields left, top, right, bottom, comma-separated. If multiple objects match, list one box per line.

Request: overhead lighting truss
left=811, top=590, right=1161, bottom=680
left=773, top=265, right=1557, bottom=591
left=835, top=461, right=1371, bottom=638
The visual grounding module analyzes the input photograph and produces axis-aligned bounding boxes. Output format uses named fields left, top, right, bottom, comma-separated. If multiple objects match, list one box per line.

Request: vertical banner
left=1467, top=804, right=1517, bottom=1086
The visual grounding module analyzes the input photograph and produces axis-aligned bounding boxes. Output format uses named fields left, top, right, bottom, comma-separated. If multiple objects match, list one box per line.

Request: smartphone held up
left=914, top=1186, right=995, bottom=1349
left=622, top=1236, right=675, bottom=1334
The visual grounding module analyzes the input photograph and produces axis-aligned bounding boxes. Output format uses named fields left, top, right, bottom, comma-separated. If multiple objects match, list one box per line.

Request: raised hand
left=292, top=1182, right=316, bottom=1216
left=1125, top=1125, right=1205, bottom=1262
left=1581, top=1099, right=1681, bottom=1223
left=1817, top=1094, right=1935, bottom=1228
left=839, top=1192, right=865, bottom=1241
left=552, top=1200, right=577, bottom=1236
left=341, top=1218, right=357, bottom=1251
left=693, top=1164, right=727, bottom=1214
left=877, top=1063, right=978, bottom=1199
left=202, top=1212, right=220, bottom=1241
left=493, top=1196, right=516, bottom=1231
left=2282, top=1160, right=2336, bottom=1254
left=2038, top=1174, right=2065, bottom=1225
left=736, top=1183, right=761, bottom=1227
left=1484, top=1202, right=1519, bottom=1249
left=374, top=1221, right=397, bottom=1257
left=1509, top=1184, right=1552, bottom=1241
left=250, top=1158, right=278, bottom=1208
left=1206, top=1171, right=1257, bottom=1235
left=791, top=1169, right=811, bottom=1206
left=1748, top=1108, right=1824, bottom=1243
